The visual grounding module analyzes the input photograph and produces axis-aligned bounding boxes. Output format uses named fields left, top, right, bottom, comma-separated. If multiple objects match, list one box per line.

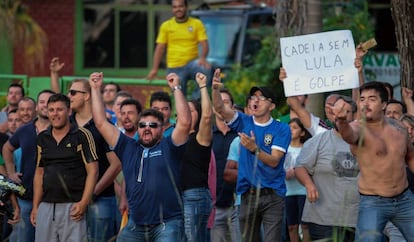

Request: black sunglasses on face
left=68, top=89, right=87, bottom=96
left=138, top=122, right=160, bottom=129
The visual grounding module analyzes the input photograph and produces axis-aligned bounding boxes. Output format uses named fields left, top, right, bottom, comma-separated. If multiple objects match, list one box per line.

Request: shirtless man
left=331, top=81, right=414, bottom=242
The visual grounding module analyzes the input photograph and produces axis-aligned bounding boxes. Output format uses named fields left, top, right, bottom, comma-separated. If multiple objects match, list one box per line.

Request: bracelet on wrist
left=171, top=85, right=182, bottom=93
left=199, top=85, right=207, bottom=89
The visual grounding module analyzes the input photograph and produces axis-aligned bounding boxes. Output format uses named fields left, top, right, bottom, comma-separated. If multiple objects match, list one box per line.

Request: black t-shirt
left=37, top=125, right=98, bottom=203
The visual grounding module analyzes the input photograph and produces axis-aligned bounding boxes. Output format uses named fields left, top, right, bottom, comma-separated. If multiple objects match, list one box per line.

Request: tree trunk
left=390, top=0, right=414, bottom=89
left=304, top=0, right=324, bottom=118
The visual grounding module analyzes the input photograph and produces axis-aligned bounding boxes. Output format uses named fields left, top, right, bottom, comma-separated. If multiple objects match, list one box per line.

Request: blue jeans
left=210, top=206, right=242, bottom=242
left=307, top=222, right=355, bottom=242
left=87, top=196, right=117, bottom=242
left=9, top=198, right=35, bottom=242
left=356, top=189, right=414, bottom=242
left=116, top=217, right=184, bottom=242
left=168, top=59, right=212, bottom=100
left=183, top=188, right=212, bottom=242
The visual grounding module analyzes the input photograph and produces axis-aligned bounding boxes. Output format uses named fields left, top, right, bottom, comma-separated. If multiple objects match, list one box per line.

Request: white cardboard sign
left=280, top=30, right=359, bottom=96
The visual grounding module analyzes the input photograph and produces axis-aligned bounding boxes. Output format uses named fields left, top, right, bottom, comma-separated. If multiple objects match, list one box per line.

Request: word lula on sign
left=305, top=55, right=343, bottom=70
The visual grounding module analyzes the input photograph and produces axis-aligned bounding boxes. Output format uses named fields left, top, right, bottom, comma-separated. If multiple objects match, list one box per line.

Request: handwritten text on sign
left=280, top=30, right=359, bottom=96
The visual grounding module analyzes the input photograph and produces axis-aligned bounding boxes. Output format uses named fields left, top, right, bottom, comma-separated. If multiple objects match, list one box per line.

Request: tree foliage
left=0, top=0, right=47, bottom=72
left=224, top=0, right=374, bottom=117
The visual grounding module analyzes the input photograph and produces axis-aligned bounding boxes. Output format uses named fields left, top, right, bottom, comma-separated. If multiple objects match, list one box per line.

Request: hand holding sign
left=280, top=30, right=359, bottom=96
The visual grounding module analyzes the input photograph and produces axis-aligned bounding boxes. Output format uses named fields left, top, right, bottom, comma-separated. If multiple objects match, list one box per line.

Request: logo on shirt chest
left=264, top=134, right=273, bottom=146
left=188, top=26, right=193, bottom=33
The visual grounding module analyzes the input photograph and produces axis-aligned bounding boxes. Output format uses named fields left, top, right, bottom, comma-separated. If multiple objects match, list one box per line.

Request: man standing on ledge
left=146, top=0, right=211, bottom=99
left=331, top=81, right=414, bottom=241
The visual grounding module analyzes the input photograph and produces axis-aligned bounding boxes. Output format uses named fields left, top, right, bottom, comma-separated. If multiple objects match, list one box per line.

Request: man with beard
left=31, top=93, right=98, bottom=241
left=3, top=89, right=55, bottom=242
left=120, top=99, right=142, bottom=139
left=89, top=71, right=191, bottom=241
left=332, top=81, right=414, bottom=241
left=146, top=0, right=211, bottom=99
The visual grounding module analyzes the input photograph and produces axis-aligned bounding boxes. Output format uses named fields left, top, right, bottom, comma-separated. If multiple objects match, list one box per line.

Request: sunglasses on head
left=68, top=89, right=87, bottom=96
left=138, top=122, right=160, bottom=129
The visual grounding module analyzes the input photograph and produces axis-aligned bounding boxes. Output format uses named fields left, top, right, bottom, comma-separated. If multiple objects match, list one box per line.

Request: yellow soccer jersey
left=156, top=17, right=208, bottom=68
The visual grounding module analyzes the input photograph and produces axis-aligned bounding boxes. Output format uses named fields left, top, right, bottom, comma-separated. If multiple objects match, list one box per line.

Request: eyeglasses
left=250, top=95, right=270, bottom=102
left=138, top=122, right=161, bottom=129
left=68, top=89, right=87, bottom=96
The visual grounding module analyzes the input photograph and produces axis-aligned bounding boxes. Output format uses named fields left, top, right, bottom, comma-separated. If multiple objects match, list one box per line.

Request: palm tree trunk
left=304, top=0, right=324, bottom=118
left=390, top=0, right=414, bottom=89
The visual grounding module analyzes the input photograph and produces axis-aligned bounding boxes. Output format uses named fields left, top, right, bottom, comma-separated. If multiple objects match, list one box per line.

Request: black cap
left=249, top=86, right=276, bottom=104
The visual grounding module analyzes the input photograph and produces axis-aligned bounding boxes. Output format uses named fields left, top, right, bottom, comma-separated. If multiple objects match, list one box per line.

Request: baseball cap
left=249, top=86, right=276, bottom=104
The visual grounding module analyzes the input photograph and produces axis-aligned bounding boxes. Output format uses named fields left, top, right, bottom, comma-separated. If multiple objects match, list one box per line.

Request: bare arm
left=406, top=135, right=414, bottom=174
left=328, top=99, right=361, bottom=145
left=294, top=167, right=319, bottom=202
left=352, top=44, right=367, bottom=119
left=168, top=73, right=191, bottom=146
left=0, top=121, right=7, bottom=133
left=49, top=57, right=64, bottom=93
left=211, top=68, right=235, bottom=122
left=223, top=160, right=238, bottom=183
left=195, top=72, right=213, bottom=146
left=402, top=87, right=414, bottom=116
left=30, top=166, right=43, bottom=226
left=147, top=44, right=166, bottom=80
left=93, top=151, right=121, bottom=196
left=2, top=141, right=21, bottom=183
left=70, top=161, right=98, bottom=221
left=279, top=67, right=312, bottom=128
left=89, top=72, right=121, bottom=148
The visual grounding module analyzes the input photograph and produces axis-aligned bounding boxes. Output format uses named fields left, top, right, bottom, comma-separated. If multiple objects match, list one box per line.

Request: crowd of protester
left=1, top=0, right=414, bottom=241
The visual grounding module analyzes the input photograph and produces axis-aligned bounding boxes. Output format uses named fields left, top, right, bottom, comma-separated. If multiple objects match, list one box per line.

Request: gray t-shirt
left=296, top=129, right=359, bottom=227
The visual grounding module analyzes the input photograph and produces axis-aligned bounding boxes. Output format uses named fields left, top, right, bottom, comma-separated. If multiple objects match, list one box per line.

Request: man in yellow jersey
left=147, top=0, right=211, bottom=99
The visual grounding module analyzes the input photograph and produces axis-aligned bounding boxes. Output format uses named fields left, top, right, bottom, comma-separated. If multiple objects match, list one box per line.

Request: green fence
left=1, top=75, right=168, bottom=109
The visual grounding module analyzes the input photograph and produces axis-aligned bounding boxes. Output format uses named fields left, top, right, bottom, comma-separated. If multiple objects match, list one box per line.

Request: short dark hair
left=7, top=109, right=18, bottom=116
left=387, top=99, right=407, bottom=114
left=48, top=93, right=70, bottom=109
left=115, top=91, right=133, bottom=101
left=150, top=91, right=172, bottom=108
left=37, top=89, right=56, bottom=101
left=189, top=99, right=201, bottom=131
left=360, top=81, right=389, bottom=103
left=288, top=118, right=312, bottom=144
left=219, top=88, right=234, bottom=106
left=121, top=99, right=143, bottom=114
left=382, top=82, right=394, bottom=100
left=139, top=109, right=164, bottom=125
left=104, top=82, right=121, bottom=92
left=8, top=83, right=25, bottom=96
left=19, top=97, right=36, bottom=107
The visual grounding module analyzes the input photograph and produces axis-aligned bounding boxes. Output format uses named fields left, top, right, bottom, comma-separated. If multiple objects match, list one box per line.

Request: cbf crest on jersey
left=264, top=134, right=273, bottom=146
left=188, top=26, right=193, bottom=33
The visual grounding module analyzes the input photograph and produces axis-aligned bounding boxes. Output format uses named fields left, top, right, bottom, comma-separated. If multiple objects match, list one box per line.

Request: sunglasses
left=138, top=122, right=161, bottom=129
left=68, top=89, right=87, bottom=96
